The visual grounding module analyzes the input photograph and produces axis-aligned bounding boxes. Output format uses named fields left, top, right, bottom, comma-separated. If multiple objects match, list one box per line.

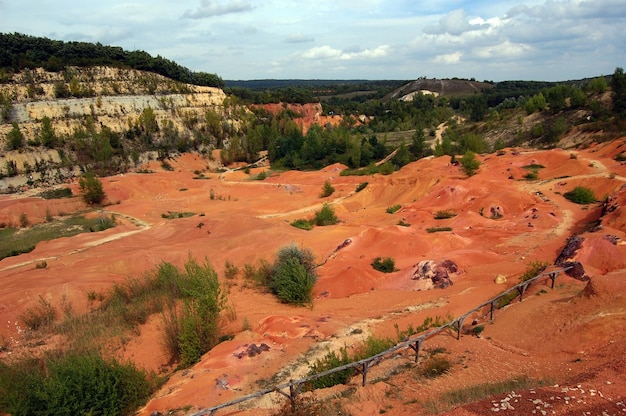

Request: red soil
left=1, top=141, right=625, bottom=415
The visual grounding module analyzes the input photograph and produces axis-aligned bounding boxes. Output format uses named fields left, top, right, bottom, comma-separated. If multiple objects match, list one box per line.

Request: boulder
left=412, top=259, right=458, bottom=289
left=494, top=274, right=507, bottom=284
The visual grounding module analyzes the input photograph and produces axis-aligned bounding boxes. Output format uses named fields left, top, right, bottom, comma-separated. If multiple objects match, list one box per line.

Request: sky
left=1, top=0, right=625, bottom=81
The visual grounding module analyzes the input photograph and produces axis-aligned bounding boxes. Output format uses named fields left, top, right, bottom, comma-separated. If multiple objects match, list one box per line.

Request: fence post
left=408, top=337, right=424, bottom=362
left=549, top=271, right=559, bottom=288
left=490, top=300, right=496, bottom=321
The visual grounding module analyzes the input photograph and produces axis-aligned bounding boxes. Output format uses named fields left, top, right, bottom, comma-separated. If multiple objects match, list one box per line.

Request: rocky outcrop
left=411, top=259, right=459, bottom=289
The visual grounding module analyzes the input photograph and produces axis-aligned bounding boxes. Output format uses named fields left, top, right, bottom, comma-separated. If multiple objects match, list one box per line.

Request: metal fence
left=191, top=266, right=571, bottom=415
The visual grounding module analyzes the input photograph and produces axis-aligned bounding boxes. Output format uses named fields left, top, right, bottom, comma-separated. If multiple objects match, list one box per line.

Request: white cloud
left=300, top=44, right=390, bottom=61
left=182, top=0, right=253, bottom=19
left=474, top=40, right=533, bottom=59
left=433, top=52, right=462, bottom=64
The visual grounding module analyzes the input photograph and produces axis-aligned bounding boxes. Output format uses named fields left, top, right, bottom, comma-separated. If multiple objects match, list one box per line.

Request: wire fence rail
left=190, top=266, right=572, bottom=416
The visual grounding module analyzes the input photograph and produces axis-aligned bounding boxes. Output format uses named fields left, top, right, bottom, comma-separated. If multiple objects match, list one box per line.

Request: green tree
left=79, top=171, right=106, bottom=204
left=39, top=116, right=58, bottom=148
left=0, top=91, right=12, bottom=122
left=460, top=151, right=480, bottom=177
left=5, top=122, right=24, bottom=151
left=611, top=67, right=626, bottom=114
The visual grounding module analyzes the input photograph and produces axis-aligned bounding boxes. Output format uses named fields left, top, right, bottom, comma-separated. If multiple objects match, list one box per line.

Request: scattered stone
left=495, top=274, right=507, bottom=284
left=233, top=343, right=270, bottom=359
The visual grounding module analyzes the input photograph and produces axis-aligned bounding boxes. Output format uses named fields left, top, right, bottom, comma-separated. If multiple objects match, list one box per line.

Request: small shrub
left=433, top=210, right=456, bottom=219
left=524, top=171, right=538, bottom=180
left=19, top=295, right=56, bottom=330
left=314, top=204, right=338, bottom=226
left=420, top=355, right=452, bottom=378
left=614, top=152, right=626, bottom=162
left=35, top=260, right=48, bottom=269
left=19, top=212, right=29, bottom=228
left=426, top=227, right=452, bottom=233
left=291, top=218, right=313, bottom=230
left=564, top=186, right=596, bottom=204
left=223, top=261, right=239, bottom=280
left=472, top=325, right=485, bottom=336
left=371, top=256, right=396, bottom=273
left=255, top=171, right=267, bottom=180
left=386, top=204, right=401, bottom=214
left=397, top=219, right=411, bottom=227
left=522, top=163, right=545, bottom=170
left=306, top=348, right=353, bottom=390
left=355, top=182, right=368, bottom=192
left=320, top=180, right=335, bottom=198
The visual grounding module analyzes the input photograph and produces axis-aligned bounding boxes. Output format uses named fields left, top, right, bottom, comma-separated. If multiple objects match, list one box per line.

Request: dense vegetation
left=0, top=33, right=223, bottom=87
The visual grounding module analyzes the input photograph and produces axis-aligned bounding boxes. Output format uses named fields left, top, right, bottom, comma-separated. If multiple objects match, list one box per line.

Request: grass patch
left=422, top=375, right=547, bottom=414
left=0, top=214, right=117, bottom=261
left=161, top=211, right=195, bottom=219
left=522, top=163, right=545, bottom=170
left=433, top=210, right=456, bottom=219
left=497, top=261, right=549, bottom=308
left=291, top=218, right=314, bottom=230
left=339, top=162, right=395, bottom=176
left=386, top=204, right=402, bottom=214
left=37, top=187, right=73, bottom=199
left=563, top=186, right=596, bottom=204
left=426, top=227, right=452, bottom=233
left=355, top=182, right=368, bottom=192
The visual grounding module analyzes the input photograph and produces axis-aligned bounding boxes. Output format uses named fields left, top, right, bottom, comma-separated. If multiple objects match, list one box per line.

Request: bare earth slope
left=1, top=140, right=625, bottom=415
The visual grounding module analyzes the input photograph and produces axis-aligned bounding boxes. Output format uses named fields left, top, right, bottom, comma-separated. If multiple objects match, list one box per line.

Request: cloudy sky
left=1, top=0, right=625, bottom=81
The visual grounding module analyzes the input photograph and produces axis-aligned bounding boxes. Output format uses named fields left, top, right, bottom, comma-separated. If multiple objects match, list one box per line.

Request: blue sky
left=1, top=0, right=624, bottom=81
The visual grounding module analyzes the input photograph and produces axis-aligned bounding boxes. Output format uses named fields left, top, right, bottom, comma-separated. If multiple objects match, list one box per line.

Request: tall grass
left=421, top=375, right=548, bottom=414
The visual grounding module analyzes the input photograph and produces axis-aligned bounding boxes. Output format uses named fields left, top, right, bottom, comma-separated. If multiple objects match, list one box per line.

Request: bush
left=0, top=351, right=153, bottom=416
left=162, top=256, right=227, bottom=367
left=386, top=204, right=401, bottom=214
left=314, top=203, right=338, bottom=226
left=371, top=256, right=396, bottom=273
left=269, top=245, right=317, bottom=306
left=320, top=180, right=335, bottom=198
left=564, top=186, right=596, bottom=204
left=460, top=151, right=480, bottom=177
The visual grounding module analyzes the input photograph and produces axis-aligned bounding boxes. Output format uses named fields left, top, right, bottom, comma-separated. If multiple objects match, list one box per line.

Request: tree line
left=0, top=33, right=223, bottom=88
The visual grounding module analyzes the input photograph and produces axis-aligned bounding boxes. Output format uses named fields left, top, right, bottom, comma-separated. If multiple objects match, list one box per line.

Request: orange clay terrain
left=1, top=141, right=626, bottom=416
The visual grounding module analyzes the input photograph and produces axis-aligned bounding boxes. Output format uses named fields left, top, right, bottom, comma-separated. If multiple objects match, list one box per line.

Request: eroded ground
left=1, top=141, right=625, bottom=415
